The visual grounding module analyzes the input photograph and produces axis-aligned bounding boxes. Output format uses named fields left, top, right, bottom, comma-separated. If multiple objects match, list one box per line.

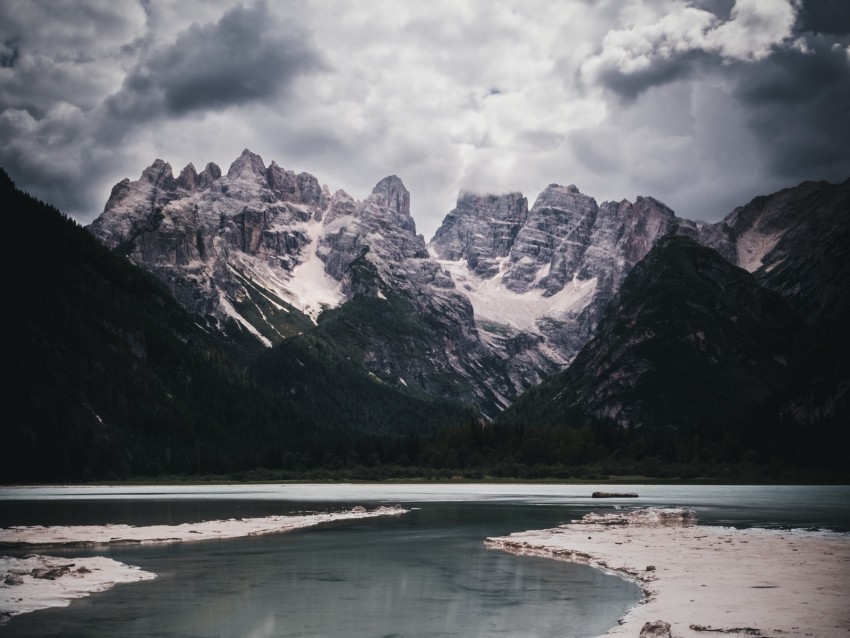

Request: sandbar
left=0, top=554, right=155, bottom=624
left=0, top=505, right=406, bottom=547
left=485, top=508, right=850, bottom=638
left=1, top=505, right=406, bottom=624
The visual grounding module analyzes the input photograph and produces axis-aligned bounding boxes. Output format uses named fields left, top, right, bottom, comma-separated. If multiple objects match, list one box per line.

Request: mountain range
left=4, top=151, right=848, bottom=480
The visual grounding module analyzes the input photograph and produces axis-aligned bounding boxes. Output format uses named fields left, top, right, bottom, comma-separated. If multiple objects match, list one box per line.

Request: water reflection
left=1, top=504, right=639, bottom=638
left=3, top=484, right=848, bottom=637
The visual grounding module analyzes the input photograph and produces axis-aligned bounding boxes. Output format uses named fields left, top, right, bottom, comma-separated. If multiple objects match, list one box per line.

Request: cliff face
left=88, top=152, right=559, bottom=416
left=89, top=154, right=849, bottom=423
left=429, top=184, right=687, bottom=370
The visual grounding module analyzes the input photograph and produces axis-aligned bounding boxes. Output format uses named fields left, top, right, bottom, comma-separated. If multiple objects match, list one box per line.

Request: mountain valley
left=4, top=152, right=848, bottom=481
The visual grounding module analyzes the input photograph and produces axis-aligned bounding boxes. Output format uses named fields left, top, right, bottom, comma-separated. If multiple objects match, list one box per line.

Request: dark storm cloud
left=799, top=0, right=850, bottom=35
left=596, top=50, right=707, bottom=102
left=0, top=40, right=19, bottom=67
left=0, top=1, right=325, bottom=220
left=735, top=37, right=850, bottom=179
left=107, top=2, right=324, bottom=120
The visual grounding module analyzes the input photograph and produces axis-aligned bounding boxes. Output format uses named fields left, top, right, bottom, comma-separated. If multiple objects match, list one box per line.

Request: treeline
left=131, top=419, right=848, bottom=483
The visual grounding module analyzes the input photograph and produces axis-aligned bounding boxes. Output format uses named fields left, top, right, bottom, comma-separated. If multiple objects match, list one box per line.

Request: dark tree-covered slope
left=499, top=236, right=804, bottom=434
left=0, top=169, right=472, bottom=482
left=715, top=179, right=850, bottom=433
left=1, top=169, right=279, bottom=480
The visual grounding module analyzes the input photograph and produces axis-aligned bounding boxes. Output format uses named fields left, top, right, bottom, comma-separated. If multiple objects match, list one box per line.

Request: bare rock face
left=431, top=191, right=529, bottom=277
left=90, top=154, right=701, bottom=417
left=699, top=178, right=850, bottom=327
left=88, top=152, right=536, bottom=415
left=89, top=149, right=340, bottom=346
left=91, top=152, right=846, bottom=422
left=320, top=175, right=428, bottom=289
left=429, top=184, right=684, bottom=375
left=501, top=184, right=599, bottom=294
left=311, top=176, right=526, bottom=413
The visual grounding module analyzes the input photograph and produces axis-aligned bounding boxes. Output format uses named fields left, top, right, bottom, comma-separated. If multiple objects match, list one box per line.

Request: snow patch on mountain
left=437, top=257, right=597, bottom=332
left=278, top=219, right=344, bottom=320
left=219, top=293, right=273, bottom=347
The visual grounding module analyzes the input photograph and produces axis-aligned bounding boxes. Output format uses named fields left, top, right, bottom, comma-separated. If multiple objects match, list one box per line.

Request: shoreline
left=3, top=478, right=849, bottom=488
left=0, top=506, right=406, bottom=624
left=0, top=505, right=406, bottom=548
left=485, top=508, right=850, bottom=637
left=0, top=554, right=155, bottom=625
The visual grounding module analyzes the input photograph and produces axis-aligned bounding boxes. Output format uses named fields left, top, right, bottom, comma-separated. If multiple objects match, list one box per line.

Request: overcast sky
left=2, top=0, right=849, bottom=238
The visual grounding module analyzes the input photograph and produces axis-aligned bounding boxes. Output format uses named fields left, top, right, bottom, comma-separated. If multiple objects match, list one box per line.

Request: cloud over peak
left=1, top=0, right=848, bottom=233
left=108, top=2, right=323, bottom=119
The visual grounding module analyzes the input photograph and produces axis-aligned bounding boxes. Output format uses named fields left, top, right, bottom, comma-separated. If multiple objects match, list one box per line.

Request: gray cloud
left=595, top=49, right=707, bottom=102
left=799, top=0, right=850, bottom=34
left=735, top=36, right=850, bottom=180
left=582, top=0, right=800, bottom=101
left=0, top=1, right=324, bottom=220
left=1, top=0, right=849, bottom=237
left=107, top=2, right=323, bottom=120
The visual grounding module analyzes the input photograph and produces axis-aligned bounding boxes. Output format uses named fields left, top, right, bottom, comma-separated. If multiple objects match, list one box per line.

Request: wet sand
left=486, top=508, right=850, bottom=637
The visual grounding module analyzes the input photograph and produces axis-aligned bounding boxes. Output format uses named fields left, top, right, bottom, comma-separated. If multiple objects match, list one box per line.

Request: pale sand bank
left=486, top=508, right=850, bottom=638
left=0, top=554, right=155, bottom=624
left=1, top=506, right=406, bottom=624
left=0, top=505, right=406, bottom=547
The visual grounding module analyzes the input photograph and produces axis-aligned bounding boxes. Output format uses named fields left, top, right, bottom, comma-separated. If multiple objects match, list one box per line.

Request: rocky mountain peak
left=530, top=183, right=595, bottom=214
left=499, top=183, right=599, bottom=294
left=430, top=191, right=529, bottom=272
left=140, top=159, right=175, bottom=188
left=266, top=161, right=301, bottom=202
left=176, top=163, right=198, bottom=191
left=227, top=148, right=266, bottom=180
left=296, top=171, right=323, bottom=208
left=361, top=175, right=416, bottom=235
left=370, top=175, right=411, bottom=212
left=197, top=162, right=221, bottom=189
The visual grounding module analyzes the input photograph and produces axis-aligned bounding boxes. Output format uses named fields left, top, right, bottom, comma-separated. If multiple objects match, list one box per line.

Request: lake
left=1, top=484, right=848, bottom=637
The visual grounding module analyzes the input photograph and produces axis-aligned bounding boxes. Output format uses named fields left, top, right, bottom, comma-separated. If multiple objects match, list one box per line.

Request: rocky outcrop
left=501, top=184, right=599, bottom=294
left=430, top=191, right=528, bottom=277
left=639, top=620, right=672, bottom=638
left=320, top=175, right=429, bottom=288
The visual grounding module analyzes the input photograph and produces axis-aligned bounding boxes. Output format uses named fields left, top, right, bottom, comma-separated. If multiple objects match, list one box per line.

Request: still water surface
left=1, top=484, right=848, bottom=637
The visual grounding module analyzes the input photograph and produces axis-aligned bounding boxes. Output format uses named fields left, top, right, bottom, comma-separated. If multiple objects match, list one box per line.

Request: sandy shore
left=0, top=505, right=406, bottom=624
left=0, top=505, right=406, bottom=547
left=0, top=554, right=155, bottom=624
left=486, top=508, right=850, bottom=638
